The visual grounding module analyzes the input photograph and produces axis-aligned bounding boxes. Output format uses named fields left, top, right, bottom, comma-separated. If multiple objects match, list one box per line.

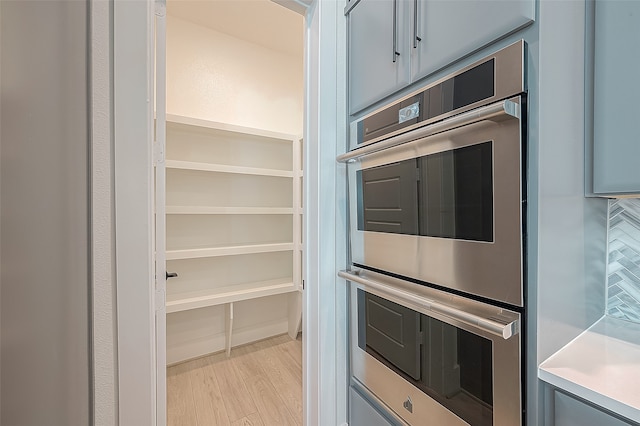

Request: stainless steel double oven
left=339, top=41, right=527, bottom=425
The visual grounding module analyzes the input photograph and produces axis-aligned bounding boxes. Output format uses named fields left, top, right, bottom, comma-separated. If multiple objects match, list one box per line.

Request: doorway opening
left=162, top=1, right=305, bottom=424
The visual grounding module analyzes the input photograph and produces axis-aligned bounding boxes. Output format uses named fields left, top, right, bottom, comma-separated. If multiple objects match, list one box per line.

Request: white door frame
left=90, top=0, right=118, bottom=423
left=152, top=1, right=168, bottom=424
left=303, top=1, right=349, bottom=425
left=109, top=1, right=348, bottom=425
left=113, top=0, right=156, bottom=424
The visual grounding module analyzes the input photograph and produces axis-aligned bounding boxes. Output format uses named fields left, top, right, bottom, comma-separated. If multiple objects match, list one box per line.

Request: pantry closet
left=163, top=1, right=304, bottom=423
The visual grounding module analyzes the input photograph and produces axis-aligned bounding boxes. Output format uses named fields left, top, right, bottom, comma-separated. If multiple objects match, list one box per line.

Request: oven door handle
left=338, top=269, right=519, bottom=340
left=337, top=98, right=520, bottom=163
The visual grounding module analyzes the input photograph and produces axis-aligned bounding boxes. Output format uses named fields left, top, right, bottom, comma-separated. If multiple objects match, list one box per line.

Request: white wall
left=0, top=1, right=90, bottom=424
left=166, top=14, right=304, bottom=135
left=531, top=1, right=608, bottom=423
left=535, top=0, right=608, bottom=367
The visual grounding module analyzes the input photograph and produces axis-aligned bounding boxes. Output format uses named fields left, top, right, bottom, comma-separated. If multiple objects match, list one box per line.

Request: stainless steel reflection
left=346, top=268, right=523, bottom=426
left=348, top=40, right=524, bottom=151
left=339, top=269, right=519, bottom=338
left=338, top=98, right=520, bottom=163
left=347, top=96, right=524, bottom=307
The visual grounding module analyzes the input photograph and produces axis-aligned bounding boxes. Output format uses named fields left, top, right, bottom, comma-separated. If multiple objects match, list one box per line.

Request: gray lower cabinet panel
left=554, top=391, right=636, bottom=426
left=350, top=387, right=397, bottom=426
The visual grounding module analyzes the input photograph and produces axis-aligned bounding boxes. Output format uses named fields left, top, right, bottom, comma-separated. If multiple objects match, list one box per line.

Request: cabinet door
left=554, top=391, right=635, bottom=426
left=349, top=0, right=411, bottom=114
left=350, top=387, right=397, bottom=426
left=592, top=0, right=640, bottom=195
left=411, top=0, right=534, bottom=82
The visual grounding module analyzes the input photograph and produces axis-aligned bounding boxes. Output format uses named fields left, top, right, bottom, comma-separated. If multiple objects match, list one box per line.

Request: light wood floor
left=167, top=334, right=302, bottom=426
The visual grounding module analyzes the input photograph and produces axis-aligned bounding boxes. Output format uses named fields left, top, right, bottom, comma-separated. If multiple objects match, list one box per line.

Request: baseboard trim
left=167, top=318, right=289, bottom=365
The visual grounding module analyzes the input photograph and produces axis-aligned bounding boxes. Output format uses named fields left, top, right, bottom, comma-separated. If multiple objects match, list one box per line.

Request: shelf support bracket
left=225, top=302, right=234, bottom=357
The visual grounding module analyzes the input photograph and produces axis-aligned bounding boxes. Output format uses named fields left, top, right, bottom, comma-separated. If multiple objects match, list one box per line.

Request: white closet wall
left=166, top=13, right=304, bottom=365
left=166, top=14, right=303, bottom=135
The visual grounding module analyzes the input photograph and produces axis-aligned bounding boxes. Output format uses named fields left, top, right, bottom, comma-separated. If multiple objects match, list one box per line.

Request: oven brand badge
left=398, top=102, right=420, bottom=124
left=403, top=396, right=413, bottom=413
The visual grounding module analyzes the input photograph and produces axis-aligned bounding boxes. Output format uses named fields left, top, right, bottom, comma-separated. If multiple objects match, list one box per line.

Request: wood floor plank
left=252, top=340, right=303, bottom=424
left=243, top=375, right=298, bottom=426
left=212, top=353, right=258, bottom=422
left=271, top=339, right=302, bottom=386
left=190, top=357, right=232, bottom=426
left=230, top=412, right=265, bottom=426
left=274, top=336, right=302, bottom=373
left=232, top=344, right=266, bottom=382
left=234, top=336, right=303, bottom=425
left=167, top=334, right=302, bottom=426
left=167, top=363, right=199, bottom=426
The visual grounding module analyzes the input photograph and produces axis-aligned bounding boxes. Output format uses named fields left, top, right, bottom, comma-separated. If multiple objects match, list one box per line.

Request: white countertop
left=539, top=316, right=640, bottom=423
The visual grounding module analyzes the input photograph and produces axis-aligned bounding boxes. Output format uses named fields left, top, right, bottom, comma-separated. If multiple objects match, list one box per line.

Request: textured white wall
left=166, top=14, right=303, bottom=135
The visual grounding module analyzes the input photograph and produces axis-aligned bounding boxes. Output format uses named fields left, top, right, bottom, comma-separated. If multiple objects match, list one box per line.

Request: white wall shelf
left=166, top=243, right=294, bottom=260
left=166, top=206, right=294, bottom=215
left=166, top=278, right=297, bottom=313
left=166, top=160, right=293, bottom=178
left=165, top=115, right=303, bottom=363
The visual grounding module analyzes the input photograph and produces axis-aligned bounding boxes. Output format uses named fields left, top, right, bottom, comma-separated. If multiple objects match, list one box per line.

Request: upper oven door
left=347, top=97, right=524, bottom=307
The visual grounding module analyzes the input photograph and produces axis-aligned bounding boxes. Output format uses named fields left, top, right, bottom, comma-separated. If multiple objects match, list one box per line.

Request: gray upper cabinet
left=348, top=0, right=412, bottom=114
left=592, top=0, right=640, bottom=195
left=411, top=0, right=535, bottom=82
left=348, top=0, right=534, bottom=114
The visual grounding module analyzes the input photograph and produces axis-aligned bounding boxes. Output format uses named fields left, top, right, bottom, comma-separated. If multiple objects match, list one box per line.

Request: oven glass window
left=421, top=316, right=494, bottom=426
left=357, top=160, right=419, bottom=235
left=357, top=142, right=493, bottom=242
left=420, top=141, right=493, bottom=241
left=358, top=290, right=494, bottom=425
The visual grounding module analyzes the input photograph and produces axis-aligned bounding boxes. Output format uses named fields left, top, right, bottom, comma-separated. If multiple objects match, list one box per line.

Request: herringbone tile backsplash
left=607, top=199, right=640, bottom=323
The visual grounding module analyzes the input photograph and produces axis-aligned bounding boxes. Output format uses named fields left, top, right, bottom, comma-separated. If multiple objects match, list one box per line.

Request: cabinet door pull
left=393, top=0, right=399, bottom=62
left=166, top=271, right=178, bottom=279
left=413, top=0, right=420, bottom=48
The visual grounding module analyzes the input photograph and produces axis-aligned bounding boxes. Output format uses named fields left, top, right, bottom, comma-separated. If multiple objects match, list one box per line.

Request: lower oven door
left=342, top=269, right=523, bottom=426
